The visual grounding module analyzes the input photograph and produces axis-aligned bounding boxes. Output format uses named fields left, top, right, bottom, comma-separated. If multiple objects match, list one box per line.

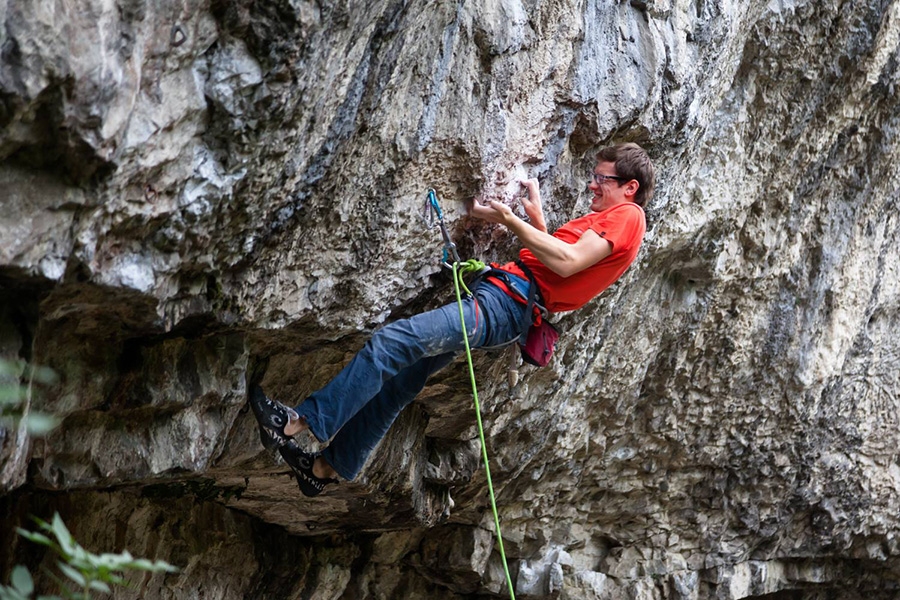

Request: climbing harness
left=424, top=190, right=517, bottom=600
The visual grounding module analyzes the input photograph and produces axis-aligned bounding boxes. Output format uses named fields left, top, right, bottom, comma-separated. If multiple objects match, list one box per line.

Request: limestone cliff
left=1, top=0, right=899, bottom=598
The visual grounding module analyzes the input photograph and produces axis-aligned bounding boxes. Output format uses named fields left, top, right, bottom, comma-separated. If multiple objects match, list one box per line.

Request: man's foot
left=248, top=383, right=301, bottom=450
left=279, top=441, right=338, bottom=497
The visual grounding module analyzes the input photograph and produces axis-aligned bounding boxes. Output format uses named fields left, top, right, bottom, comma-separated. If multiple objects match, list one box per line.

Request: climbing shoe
left=248, top=383, right=300, bottom=450
left=279, top=441, right=337, bottom=497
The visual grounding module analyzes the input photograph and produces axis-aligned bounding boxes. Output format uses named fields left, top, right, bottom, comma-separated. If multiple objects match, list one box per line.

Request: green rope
left=454, top=259, right=486, bottom=295
left=451, top=260, right=516, bottom=600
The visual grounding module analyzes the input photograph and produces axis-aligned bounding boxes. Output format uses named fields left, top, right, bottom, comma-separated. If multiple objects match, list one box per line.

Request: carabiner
left=423, top=189, right=460, bottom=266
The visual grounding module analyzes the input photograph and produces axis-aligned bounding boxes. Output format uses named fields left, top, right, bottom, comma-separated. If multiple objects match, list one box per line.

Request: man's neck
left=591, top=198, right=634, bottom=213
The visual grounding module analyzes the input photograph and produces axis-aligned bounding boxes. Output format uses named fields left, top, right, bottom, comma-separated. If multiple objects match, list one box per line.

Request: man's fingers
left=470, top=200, right=496, bottom=219
left=489, top=199, right=510, bottom=213
left=469, top=199, right=513, bottom=225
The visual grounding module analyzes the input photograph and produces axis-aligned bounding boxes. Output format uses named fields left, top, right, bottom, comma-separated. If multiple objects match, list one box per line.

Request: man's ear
left=624, top=179, right=640, bottom=199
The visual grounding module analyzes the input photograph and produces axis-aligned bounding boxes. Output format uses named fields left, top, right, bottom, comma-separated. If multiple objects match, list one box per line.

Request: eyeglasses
left=592, top=173, right=628, bottom=185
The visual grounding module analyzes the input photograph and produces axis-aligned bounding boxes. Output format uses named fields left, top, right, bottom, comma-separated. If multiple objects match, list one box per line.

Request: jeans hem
left=294, top=403, right=328, bottom=443
left=322, top=450, right=354, bottom=481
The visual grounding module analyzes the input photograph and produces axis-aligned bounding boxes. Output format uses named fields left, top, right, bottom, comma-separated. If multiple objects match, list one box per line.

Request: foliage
left=0, top=513, right=178, bottom=600
left=0, top=357, right=59, bottom=436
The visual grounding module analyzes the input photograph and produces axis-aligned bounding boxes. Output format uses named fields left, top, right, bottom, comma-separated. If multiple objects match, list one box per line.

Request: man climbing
left=249, top=142, right=654, bottom=496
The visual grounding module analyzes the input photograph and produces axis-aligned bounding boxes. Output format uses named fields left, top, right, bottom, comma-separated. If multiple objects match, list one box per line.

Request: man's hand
left=469, top=178, right=548, bottom=232
left=469, top=177, right=613, bottom=278
left=469, top=198, right=516, bottom=226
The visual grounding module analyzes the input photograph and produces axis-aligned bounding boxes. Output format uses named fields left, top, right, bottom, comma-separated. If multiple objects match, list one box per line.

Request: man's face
left=588, top=161, right=631, bottom=212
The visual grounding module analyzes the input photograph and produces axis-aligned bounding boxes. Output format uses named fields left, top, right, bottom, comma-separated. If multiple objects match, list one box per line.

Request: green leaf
left=160, top=560, right=179, bottom=573
left=92, top=552, right=124, bottom=570
left=30, top=366, right=58, bottom=385
left=128, top=558, right=154, bottom=570
left=0, top=388, right=25, bottom=404
left=0, top=358, right=24, bottom=378
left=18, top=529, right=53, bottom=547
left=23, top=413, right=60, bottom=436
left=33, top=516, right=51, bottom=531
left=56, top=563, right=85, bottom=587
left=123, top=557, right=178, bottom=573
left=67, top=546, right=92, bottom=571
left=50, top=514, right=77, bottom=557
left=10, top=566, right=33, bottom=596
left=0, top=585, right=28, bottom=600
left=92, top=569, right=113, bottom=585
left=87, top=580, right=111, bottom=593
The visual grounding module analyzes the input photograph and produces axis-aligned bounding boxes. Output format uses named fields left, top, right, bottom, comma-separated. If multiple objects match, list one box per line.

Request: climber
left=249, top=142, right=654, bottom=497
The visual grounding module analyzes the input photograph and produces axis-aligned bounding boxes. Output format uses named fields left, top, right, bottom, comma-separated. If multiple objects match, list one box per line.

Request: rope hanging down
left=425, top=190, right=516, bottom=600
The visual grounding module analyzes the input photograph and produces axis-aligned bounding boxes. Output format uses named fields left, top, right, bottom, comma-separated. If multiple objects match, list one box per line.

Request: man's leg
left=271, top=280, right=528, bottom=493
left=321, top=352, right=455, bottom=480
left=310, top=281, right=530, bottom=481
left=293, top=295, right=485, bottom=444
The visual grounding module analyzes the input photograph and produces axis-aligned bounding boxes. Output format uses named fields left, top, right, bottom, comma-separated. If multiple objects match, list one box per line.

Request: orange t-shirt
left=497, top=202, right=645, bottom=313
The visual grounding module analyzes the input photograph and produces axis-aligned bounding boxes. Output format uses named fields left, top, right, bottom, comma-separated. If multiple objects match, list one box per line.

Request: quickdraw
left=423, top=188, right=461, bottom=268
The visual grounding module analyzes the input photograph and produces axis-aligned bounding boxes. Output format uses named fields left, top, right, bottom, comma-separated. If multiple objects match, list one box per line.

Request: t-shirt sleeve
left=588, top=204, right=645, bottom=253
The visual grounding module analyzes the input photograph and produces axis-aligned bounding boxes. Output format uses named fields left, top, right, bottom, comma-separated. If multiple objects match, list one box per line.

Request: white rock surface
left=1, top=0, right=899, bottom=598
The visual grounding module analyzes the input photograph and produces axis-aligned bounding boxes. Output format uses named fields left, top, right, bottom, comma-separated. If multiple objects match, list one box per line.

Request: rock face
left=1, top=0, right=899, bottom=598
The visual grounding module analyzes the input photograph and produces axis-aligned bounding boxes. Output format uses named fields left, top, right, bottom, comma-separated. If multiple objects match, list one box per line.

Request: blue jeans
left=294, top=279, right=529, bottom=480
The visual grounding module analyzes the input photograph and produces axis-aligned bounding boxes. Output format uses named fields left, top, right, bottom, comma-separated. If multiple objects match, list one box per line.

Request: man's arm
left=469, top=199, right=612, bottom=278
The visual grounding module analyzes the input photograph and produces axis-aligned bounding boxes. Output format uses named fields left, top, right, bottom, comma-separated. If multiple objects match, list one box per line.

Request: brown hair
left=596, top=143, right=655, bottom=207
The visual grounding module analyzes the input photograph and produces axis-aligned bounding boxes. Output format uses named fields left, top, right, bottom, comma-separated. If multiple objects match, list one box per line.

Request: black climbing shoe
left=279, top=441, right=337, bottom=497
left=248, top=383, right=300, bottom=450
